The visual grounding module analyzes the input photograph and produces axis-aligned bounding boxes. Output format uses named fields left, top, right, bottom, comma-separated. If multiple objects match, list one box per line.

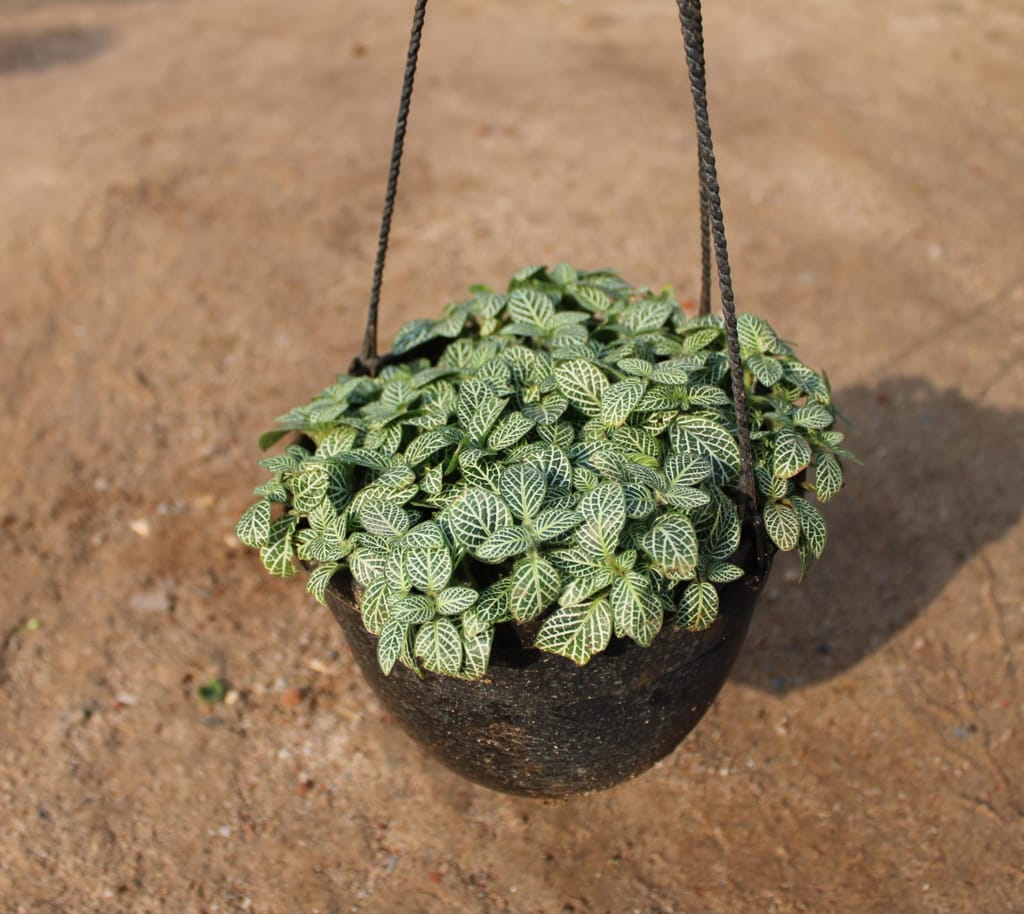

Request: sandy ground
left=2, top=0, right=1022, bottom=911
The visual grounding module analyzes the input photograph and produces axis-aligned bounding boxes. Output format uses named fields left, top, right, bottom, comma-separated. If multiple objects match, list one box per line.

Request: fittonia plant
left=237, top=263, right=853, bottom=678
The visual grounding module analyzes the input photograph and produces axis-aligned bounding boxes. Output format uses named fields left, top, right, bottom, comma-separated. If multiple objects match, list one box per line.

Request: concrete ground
left=1, top=0, right=1021, bottom=911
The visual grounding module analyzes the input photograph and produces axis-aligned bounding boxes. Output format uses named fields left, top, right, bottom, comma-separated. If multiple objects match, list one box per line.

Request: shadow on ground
left=0, top=25, right=112, bottom=74
left=732, top=376, right=1023, bottom=693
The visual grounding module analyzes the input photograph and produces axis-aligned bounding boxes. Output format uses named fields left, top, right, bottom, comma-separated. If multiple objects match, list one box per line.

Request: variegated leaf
left=460, top=628, right=493, bottom=680
left=476, top=525, right=533, bottom=562
left=499, top=463, right=546, bottom=522
left=814, top=453, right=844, bottom=502
left=406, top=546, right=454, bottom=592
left=457, top=378, right=508, bottom=443
left=360, top=578, right=393, bottom=635
left=747, top=353, right=784, bottom=387
left=414, top=618, right=464, bottom=675
left=488, top=411, right=534, bottom=450
left=509, top=555, right=562, bottom=622
left=610, top=571, right=663, bottom=646
left=579, top=482, right=627, bottom=543
left=391, top=594, right=437, bottom=624
left=553, top=359, right=609, bottom=417
left=359, top=502, right=411, bottom=538
left=773, top=427, right=812, bottom=480
left=236, top=499, right=271, bottom=548
left=641, top=514, right=699, bottom=580
left=600, top=377, right=647, bottom=428
left=305, top=561, right=339, bottom=604
left=705, top=562, right=745, bottom=584
left=763, top=501, right=801, bottom=551
left=534, top=598, right=613, bottom=666
left=377, top=618, right=410, bottom=676
left=405, top=426, right=462, bottom=465
left=560, top=570, right=614, bottom=607
left=435, top=586, right=478, bottom=616
left=260, top=516, right=298, bottom=578
left=508, top=288, right=556, bottom=330
left=530, top=507, right=582, bottom=542
left=671, top=415, right=741, bottom=483
left=678, top=581, right=719, bottom=631
left=791, top=496, right=827, bottom=558
left=446, top=487, right=513, bottom=550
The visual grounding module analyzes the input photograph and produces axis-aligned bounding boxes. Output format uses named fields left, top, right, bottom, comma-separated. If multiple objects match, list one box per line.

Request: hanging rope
left=675, top=0, right=760, bottom=531
left=353, top=0, right=429, bottom=376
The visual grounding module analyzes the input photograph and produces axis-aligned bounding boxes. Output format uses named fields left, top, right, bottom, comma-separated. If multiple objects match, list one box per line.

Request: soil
left=1, top=0, right=1022, bottom=912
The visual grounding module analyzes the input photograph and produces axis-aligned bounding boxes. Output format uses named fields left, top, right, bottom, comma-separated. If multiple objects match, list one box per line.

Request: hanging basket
left=234, top=0, right=851, bottom=800
left=325, top=531, right=770, bottom=798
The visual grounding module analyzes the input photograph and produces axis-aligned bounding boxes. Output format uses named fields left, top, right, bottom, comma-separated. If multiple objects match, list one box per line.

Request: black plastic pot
left=323, top=535, right=772, bottom=798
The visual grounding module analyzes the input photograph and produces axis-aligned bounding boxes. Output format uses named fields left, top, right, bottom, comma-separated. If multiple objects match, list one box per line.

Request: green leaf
left=705, top=562, right=745, bottom=584
left=446, top=487, right=513, bottom=550
left=392, top=319, right=438, bottom=355
left=359, top=502, right=411, bottom=538
left=678, top=581, right=719, bottom=631
left=405, top=426, right=462, bottom=465
left=535, top=598, right=613, bottom=665
left=436, top=586, right=478, bottom=616
left=814, top=453, right=844, bottom=502
left=610, top=571, right=663, bottom=646
left=553, top=359, right=609, bottom=418
left=763, top=502, right=801, bottom=551
left=508, top=288, right=556, bottom=330
left=737, top=313, right=779, bottom=354
left=664, top=482, right=711, bottom=510
left=746, top=353, right=784, bottom=387
left=377, top=618, right=410, bottom=676
left=671, top=415, right=741, bottom=483
left=476, top=525, right=533, bottom=562
left=260, top=516, right=298, bottom=578
left=791, top=496, right=827, bottom=558
left=617, top=357, right=653, bottom=378
left=474, top=581, right=513, bottom=626
left=600, top=377, right=647, bottom=427
left=406, top=546, right=454, bottom=592
left=359, top=578, right=393, bottom=635
left=460, top=628, right=493, bottom=679
left=570, top=284, right=612, bottom=313
left=525, top=445, right=573, bottom=490
left=457, top=378, right=508, bottom=443
left=551, top=261, right=578, bottom=287
left=560, top=570, right=614, bottom=607
left=792, top=404, right=834, bottom=430
left=499, top=463, right=547, bottom=522
left=391, top=594, right=437, bottom=624
left=403, top=521, right=446, bottom=549
left=623, top=483, right=656, bottom=519
left=414, top=618, right=464, bottom=675
left=530, top=507, right=582, bottom=542
left=258, top=429, right=290, bottom=451
left=687, top=384, right=731, bottom=407
left=641, top=514, right=699, bottom=580
left=488, top=411, right=534, bottom=450
left=578, top=482, right=627, bottom=544
left=509, top=555, right=562, bottom=622
left=236, top=499, right=272, bottom=548
left=772, top=427, right=813, bottom=479
left=305, top=561, right=339, bottom=604
left=621, top=298, right=673, bottom=332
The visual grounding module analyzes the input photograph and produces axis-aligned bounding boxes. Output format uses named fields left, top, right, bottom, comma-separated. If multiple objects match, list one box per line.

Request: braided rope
left=354, top=0, right=429, bottom=376
left=676, top=0, right=760, bottom=526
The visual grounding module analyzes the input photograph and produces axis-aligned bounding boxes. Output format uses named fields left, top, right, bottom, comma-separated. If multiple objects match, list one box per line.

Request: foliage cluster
left=237, top=264, right=851, bottom=678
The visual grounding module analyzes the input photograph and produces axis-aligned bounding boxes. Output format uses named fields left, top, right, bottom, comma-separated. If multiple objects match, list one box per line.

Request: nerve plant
left=237, top=263, right=852, bottom=678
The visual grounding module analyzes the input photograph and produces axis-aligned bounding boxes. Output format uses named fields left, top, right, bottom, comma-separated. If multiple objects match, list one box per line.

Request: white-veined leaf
left=524, top=445, right=573, bottom=490
left=814, top=453, right=844, bottom=502
left=460, top=628, right=493, bottom=679
left=664, top=452, right=713, bottom=486
left=436, top=586, right=478, bottom=616
left=530, top=507, right=582, bottom=542
left=737, top=313, right=780, bottom=354
left=414, top=618, right=464, bottom=675
left=476, top=525, right=533, bottom=562
left=291, top=463, right=329, bottom=512
left=403, top=521, right=446, bottom=549
left=405, top=426, right=462, bottom=465
left=705, top=562, right=745, bottom=584
left=772, top=427, right=813, bottom=479
left=553, top=359, right=609, bottom=417
left=687, top=384, right=731, bottom=407
left=560, top=570, right=614, bottom=607
left=446, top=487, right=513, bottom=550
left=392, top=319, right=437, bottom=355
left=791, top=496, right=827, bottom=558
left=391, top=594, right=437, bottom=624
left=260, top=515, right=298, bottom=577
left=377, top=618, right=410, bottom=676
left=621, top=298, right=673, bottom=332
left=551, top=261, right=578, bottom=287
left=534, top=598, right=613, bottom=666
left=457, top=378, right=508, bottom=443
left=488, top=411, right=534, bottom=450
left=474, top=581, right=512, bottom=625
left=236, top=499, right=271, bottom=548
left=498, top=463, right=547, bottom=521
left=649, top=360, right=693, bottom=385
left=671, top=415, right=741, bottom=483
left=509, top=555, right=562, bottom=622
left=617, top=357, right=653, bottom=378
left=570, top=284, right=612, bottom=313
left=579, top=482, right=627, bottom=542
left=610, top=571, right=663, bottom=646
left=747, top=353, right=784, bottom=387
left=359, top=502, right=411, bottom=538
left=641, top=513, right=699, bottom=580
left=359, top=577, right=393, bottom=635
left=678, top=581, right=719, bottom=631
left=508, top=288, right=556, bottom=330
left=305, top=561, right=339, bottom=604
left=763, top=501, right=801, bottom=551
left=405, top=546, right=454, bottom=592
left=623, top=483, right=656, bottom=519
left=600, top=377, right=647, bottom=427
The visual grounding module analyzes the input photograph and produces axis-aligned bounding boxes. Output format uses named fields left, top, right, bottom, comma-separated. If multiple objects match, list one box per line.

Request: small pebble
left=224, top=689, right=240, bottom=706
left=129, top=518, right=151, bottom=538
left=280, top=687, right=305, bottom=707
